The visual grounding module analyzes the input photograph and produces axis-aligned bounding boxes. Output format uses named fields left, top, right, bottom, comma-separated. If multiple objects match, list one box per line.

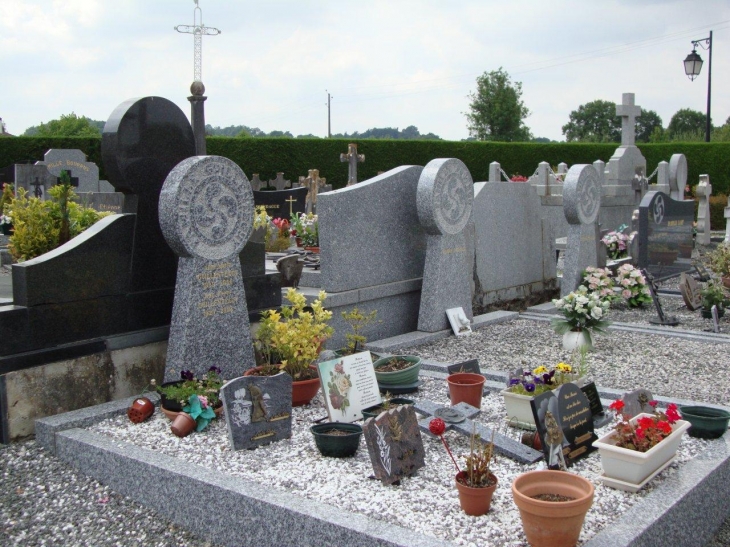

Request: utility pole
left=326, top=90, right=332, bottom=138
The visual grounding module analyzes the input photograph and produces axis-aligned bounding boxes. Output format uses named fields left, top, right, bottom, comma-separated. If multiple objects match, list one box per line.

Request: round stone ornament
left=563, top=164, right=601, bottom=225
left=417, top=158, right=473, bottom=235
left=159, top=156, right=254, bottom=260
left=669, top=153, right=687, bottom=196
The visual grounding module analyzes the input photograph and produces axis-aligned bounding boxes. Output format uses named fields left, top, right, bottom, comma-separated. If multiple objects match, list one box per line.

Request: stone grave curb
left=37, top=407, right=450, bottom=547
left=366, top=310, right=518, bottom=352
left=35, top=370, right=730, bottom=547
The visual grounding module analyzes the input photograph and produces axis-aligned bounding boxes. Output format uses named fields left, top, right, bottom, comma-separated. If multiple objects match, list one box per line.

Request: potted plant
left=157, top=367, right=224, bottom=417
left=300, top=213, right=319, bottom=251
left=581, top=267, right=616, bottom=303
left=501, top=358, right=587, bottom=429
left=551, top=285, right=611, bottom=351
left=700, top=280, right=728, bottom=319
left=289, top=211, right=304, bottom=246
left=511, top=470, right=594, bottom=547
left=170, top=394, right=218, bottom=437
left=430, top=418, right=498, bottom=516
left=613, top=264, right=652, bottom=308
left=708, top=243, right=730, bottom=288
left=251, top=288, right=334, bottom=406
left=372, top=355, right=421, bottom=386
left=310, top=422, right=363, bottom=457
left=339, top=307, right=380, bottom=356
left=593, top=398, right=689, bottom=487
left=601, top=229, right=630, bottom=260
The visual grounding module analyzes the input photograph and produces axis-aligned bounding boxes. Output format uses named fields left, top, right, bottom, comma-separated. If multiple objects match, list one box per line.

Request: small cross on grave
left=30, top=177, right=44, bottom=199
left=269, top=173, right=290, bottom=191
left=340, top=143, right=365, bottom=186
left=285, top=195, right=297, bottom=217
left=643, top=268, right=679, bottom=326
left=57, top=170, right=79, bottom=187
left=302, top=169, right=326, bottom=214
left=616, top=93, right=641, bottom=146
left=414, top=400, right=543, bottom=464
left=249, top=174, right=266, bottom=191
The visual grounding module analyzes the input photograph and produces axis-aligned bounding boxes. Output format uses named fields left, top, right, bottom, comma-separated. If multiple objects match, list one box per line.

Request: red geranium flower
left=609, top=399, right=625, bottom=412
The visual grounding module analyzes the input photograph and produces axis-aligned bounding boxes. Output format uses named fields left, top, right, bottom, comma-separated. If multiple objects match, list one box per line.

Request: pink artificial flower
left=198, top=395, right=209, bottom=409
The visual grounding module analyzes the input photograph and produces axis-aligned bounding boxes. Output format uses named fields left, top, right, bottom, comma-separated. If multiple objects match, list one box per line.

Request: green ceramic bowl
left=361, top=398, right=414, bottom=419
left=310, top=423, right=363, bottom=457
left=373, top=355, right=421, bottom=385
left=680, top=405, right=730, bottom=439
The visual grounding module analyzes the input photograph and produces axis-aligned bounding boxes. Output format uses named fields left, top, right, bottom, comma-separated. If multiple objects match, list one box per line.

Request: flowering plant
left=608, top=399, right=682, bottom=452
left=614, top=264, right=652, bottom=307
left=506, top=362, right=580, bottom=396
left=601, top=229, right=630, bottom=260
left=551, top=285, right=611, bottom=345
left=326, top=360, right=352, bottom=416
left=272, top=217, right=290, bottom=238
left=183, top=393, right=217, bottom=432
left=156, top=367, right=224, bottom=409
left=254, top=288, right=333, bottom=380
left=253, top=206, right=271, bottom=230
left=0, top=214, right=12, bottom=226
left=581, top=267, right=616, bottom=303
left=299, top=213, right=319, bottom=247
left=510, top=174, right=528, bottom=182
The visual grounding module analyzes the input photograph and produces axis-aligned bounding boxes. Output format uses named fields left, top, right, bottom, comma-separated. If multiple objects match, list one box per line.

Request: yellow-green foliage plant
left=0, top=183, right=14, bottom=215
left=7, top=185, right=111, bottom=262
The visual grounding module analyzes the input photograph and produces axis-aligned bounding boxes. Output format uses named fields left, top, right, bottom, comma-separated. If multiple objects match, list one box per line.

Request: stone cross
left=249, top=174, right=265, bottom=191
left=669, top=154, right=688, bottom=201
left=561, top=164, right=604, bottom=296
left=340, top=143, right=365, bottom=186
left=414, top=400, right=543, bottom=464
left=616, top=93, right=641, bottom=146
left=159, top=155, right=256, bottom=381
left=269, top=173, right=290, bottom=191
left=30, top=177, right=44, bottom=199
left=416, top=158, right=474, bottom=332
left=695, top=174, right=712, bottom=245
left=175, top=0, right=221, bottom=83
left=302, top=169, right=326, bottom=214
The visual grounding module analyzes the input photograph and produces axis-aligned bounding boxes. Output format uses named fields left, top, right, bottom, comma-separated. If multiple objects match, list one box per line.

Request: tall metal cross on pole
left=175, top=0, right=221, bottom=83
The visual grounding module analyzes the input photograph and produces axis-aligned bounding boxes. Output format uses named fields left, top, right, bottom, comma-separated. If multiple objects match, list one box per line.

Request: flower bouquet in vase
left=551, top=285, right=611, bottom=351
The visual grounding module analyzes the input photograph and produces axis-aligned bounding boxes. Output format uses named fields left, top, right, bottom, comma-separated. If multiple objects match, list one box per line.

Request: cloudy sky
left=1, top=1, right=727, bottom=141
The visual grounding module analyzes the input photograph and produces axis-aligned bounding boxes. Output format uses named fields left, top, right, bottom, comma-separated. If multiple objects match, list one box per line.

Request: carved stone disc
left=563, top=164, right=601, bottom=225
left=417, top=158, right=473, bottom=235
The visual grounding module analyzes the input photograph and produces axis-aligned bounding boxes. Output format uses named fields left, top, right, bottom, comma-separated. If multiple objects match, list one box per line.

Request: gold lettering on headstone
left=575, top=432, right=593, bottom=444
left=195, top=261, right=239, bottom=317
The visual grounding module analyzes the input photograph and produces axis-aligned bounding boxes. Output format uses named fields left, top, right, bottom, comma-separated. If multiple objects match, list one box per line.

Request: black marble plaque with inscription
left=531, top=383, right=596, bottom=467
left=447, top=359, right=480, bottom=375
left=253, top=187, right=307, bottom=218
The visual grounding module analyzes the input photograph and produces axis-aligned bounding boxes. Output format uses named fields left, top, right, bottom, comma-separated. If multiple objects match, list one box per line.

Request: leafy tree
left=27, top=113, right=102, bottom=137
left=465, top=68, right=531, bottom=141
left=563, top=101, right=662, bottom=143
left=332, top=126, right=441, bottom=140
left=667, top=108, right=708, bottom=139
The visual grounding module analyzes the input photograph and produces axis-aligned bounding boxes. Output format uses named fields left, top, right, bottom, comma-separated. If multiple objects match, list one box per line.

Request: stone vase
left=562, top=329, right=592, bottom=352
left=592, top=413, right=690, bottom=485
left=511, top=470, right=594, bottom=547
left=455, top=471, right=498, bottom=516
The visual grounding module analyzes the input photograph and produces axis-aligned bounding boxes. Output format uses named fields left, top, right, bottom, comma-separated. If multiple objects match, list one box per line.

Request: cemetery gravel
left=2, top=292, right=730, bottom=545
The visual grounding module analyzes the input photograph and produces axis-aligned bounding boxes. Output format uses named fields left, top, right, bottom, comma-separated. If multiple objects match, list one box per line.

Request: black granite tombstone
left=531, top=383, right=596, bottom=467
left=447, top=359, right=481, bottom=375
left=253, top=187, right=308, bottom=219
left=638, top=191, right=695, bottom=280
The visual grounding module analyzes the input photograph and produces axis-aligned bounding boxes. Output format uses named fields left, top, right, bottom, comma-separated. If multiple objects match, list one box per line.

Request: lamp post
left=683, top=31, right=713, bottom=142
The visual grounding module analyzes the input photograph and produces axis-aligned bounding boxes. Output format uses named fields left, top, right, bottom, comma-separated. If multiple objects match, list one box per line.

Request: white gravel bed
left=89, top=367, right=712, bottom=547
left=606, top=294, right=730, bottom=331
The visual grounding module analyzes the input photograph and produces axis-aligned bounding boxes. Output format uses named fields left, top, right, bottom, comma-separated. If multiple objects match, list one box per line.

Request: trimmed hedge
left=1, top=137, right=729, bottom=196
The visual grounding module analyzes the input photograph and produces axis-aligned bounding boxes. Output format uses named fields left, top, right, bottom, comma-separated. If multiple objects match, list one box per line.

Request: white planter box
left=593, top=412, right=690, bottom=485
left=500, top=389, right=536, bottom=430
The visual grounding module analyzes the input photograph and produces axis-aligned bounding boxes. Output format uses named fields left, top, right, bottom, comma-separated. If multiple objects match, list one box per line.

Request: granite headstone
left=416, top=158, right=474, bottom=332
left=159, top=155, right=256, bottom=381
left=363, top=405, right=425, bottom=485
left=220, top=373, right=293, bottom=450
left=447, top=359, right=481, bottom=376
left=13, top=164, right=55, bottom=200
left=253, top=186, right=307, bottom=218
left=622, top=388, right=654, bottom=418
left=561, top=164, right=603, bottom=296
left=35, top=149, right=110, bottom=193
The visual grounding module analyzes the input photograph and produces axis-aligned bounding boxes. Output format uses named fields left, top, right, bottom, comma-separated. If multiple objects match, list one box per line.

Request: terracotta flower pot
left=160, top=406, right=223, bottom=421
left=455, top=471, right=498, bottom=516
left=244, top=365, right=321, bottom=407
left=127, top=397, right=155, bottom=423
left=447, top=373, right=485, bottom=409
left=511, top=470, right=594, bottom=547
left=170, top=412, right=196, bottom=438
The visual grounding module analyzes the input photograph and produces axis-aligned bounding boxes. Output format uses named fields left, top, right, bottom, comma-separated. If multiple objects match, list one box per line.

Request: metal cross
left=175, top=0, right=221, bottom=83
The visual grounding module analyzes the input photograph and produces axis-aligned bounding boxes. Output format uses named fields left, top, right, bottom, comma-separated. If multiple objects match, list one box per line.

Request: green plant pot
left=373, top=355, right=421, bottom=385
left=361, top=398, right=414, bottom=419
left=679, top=405, right=730, bottom=439
left=310, top=422, right=363, bottom=457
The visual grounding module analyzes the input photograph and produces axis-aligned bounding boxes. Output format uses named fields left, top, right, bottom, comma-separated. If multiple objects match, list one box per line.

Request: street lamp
left=683, top=31, right=712, bottom=142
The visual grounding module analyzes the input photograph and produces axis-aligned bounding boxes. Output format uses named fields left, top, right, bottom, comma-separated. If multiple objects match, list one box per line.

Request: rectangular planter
left=500, top=389, right=536, bottom=430
left=593, top=412, right=690, bottom=485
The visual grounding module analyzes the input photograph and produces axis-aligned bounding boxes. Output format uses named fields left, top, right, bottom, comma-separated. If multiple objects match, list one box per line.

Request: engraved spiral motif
left=652, top=194, right=665, bottom=225
left=190, top=177, right=240, bottom=245
left=577, top=174, right=600, bottom=224
left=418, top=159, right=473, bottom=235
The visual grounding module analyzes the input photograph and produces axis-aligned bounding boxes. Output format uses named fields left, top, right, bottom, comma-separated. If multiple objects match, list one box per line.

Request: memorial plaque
left=531, top=383, right=596, bottom=467
left=363, top=405, right=425, bottom=485
left=679, top=272, right=702, bottom=311
left=580, top=382, right=611, bottom=428
left=220, top=373, right=292, bottom=450
left=318, top=351, right=381, bottom=422
left=638, top=191, right=695, bottom=279
left=447, top=359, right=481, bottom=376
left=253, top=187, right=308, bottom=218
left=622, top=388, right=654, bottom=418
